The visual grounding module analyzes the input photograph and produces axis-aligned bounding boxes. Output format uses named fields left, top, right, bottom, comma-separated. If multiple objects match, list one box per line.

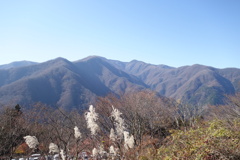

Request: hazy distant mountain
left=0, top=56, right=239, bottom=110
left=0, top=57, right=146, bottom=110
left=108, top=59, right=240, bottom=105
left=0, top=61, right=37, bottom=69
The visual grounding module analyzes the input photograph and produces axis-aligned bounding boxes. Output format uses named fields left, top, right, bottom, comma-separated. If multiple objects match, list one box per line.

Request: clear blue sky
left=0, top=0, right=239, bottom=68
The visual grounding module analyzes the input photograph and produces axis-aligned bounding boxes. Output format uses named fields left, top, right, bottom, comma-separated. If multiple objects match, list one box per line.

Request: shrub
left=156, top=119, right=240, bottom=160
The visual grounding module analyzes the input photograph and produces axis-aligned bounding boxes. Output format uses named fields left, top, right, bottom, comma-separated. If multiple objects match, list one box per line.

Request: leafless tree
left=0, top=104, right=28, bottom=158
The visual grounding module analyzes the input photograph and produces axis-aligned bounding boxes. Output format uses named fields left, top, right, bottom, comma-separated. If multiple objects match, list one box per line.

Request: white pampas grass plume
left=85, top=105, right=99, bottom=136
left=60, top=149, right=66, bottom=160
left=92, top=148, right=98, bottom=157
left=123, top=131, right=134, bottom=150
left=109, top=145, right=117, bottom=156
left=24, top=135, right=39, bottom=149
left=74, top=126, right=82, bottom=139
left=111, top=106, right=126, bottom=138
left=49, top=143, right=59, bottom=153
left=98, top=144, right=107, bottom=157
left=109, top=128, right=116, bottom=141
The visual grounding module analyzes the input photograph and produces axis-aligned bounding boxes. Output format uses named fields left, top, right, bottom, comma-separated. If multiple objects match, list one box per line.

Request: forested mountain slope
left=0, top=56, right=239, bottom=109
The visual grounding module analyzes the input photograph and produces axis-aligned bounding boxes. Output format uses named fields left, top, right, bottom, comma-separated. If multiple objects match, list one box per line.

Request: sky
left=0, top=0, right=239, bottom=68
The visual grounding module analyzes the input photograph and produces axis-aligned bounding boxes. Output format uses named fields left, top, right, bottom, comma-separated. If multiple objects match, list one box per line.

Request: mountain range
left=0, top=56, right=239, bottom=110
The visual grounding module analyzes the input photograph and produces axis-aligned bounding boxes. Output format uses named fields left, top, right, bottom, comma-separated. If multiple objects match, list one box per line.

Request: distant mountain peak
left=130, top=59, right=151, bottom=65
left=0, top=61, right=37, bottom=70
left=44, top=57, right=71, bottom=65
left=130, top=59, right=143, bottom=63
left=80, top=55, right=106, bottom=62
left=157, top=64, right=174, bottom=69
left=129, top=60, right=173, bottom=69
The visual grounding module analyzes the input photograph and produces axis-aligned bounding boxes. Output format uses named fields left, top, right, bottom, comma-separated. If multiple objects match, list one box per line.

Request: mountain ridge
left=0, top=56, right=239, bottom=110
left=0, top=61, right=38, bottom=70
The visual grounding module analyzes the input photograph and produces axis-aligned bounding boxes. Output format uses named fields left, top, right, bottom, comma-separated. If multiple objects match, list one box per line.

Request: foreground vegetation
left=0, top=91, right=239, bottom=159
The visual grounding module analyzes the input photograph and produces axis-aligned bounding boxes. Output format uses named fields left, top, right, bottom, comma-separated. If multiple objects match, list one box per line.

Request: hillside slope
left=109, top=59, right=239, bottom=105
left=0, top=57, right=146, bottom=110
left=0, top=56, right=239, bottom=109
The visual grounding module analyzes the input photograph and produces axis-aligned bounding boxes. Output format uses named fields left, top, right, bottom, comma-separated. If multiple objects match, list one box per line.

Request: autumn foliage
left=0, top=91, right=240, bottom=159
